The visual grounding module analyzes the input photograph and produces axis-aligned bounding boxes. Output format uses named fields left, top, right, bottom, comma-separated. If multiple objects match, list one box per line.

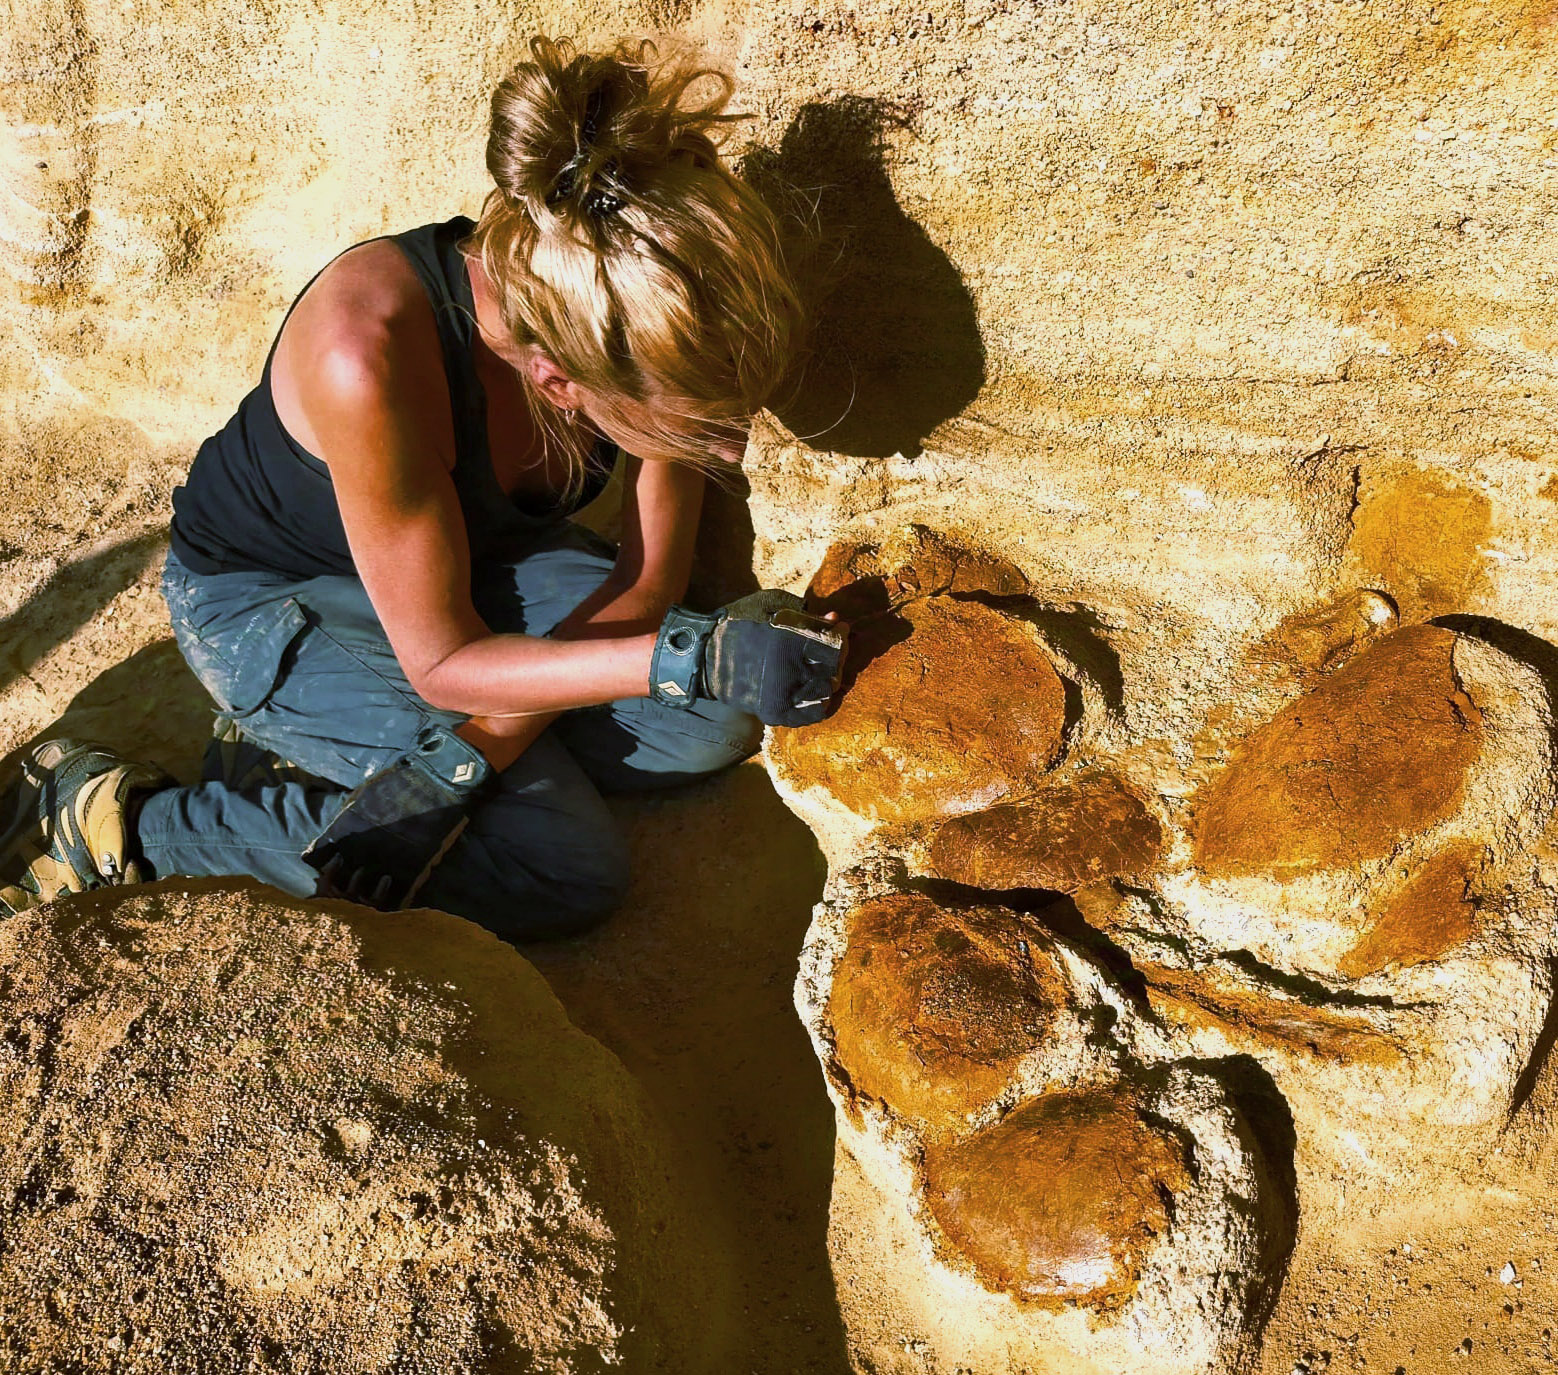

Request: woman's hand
left=651, top=593, right=848, bottom=726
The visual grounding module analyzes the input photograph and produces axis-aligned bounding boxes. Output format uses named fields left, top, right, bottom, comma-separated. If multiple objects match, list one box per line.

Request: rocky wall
left=771, top=537, right=1556, bottom=1370
left=4, top=0, right=1558, bottom=1372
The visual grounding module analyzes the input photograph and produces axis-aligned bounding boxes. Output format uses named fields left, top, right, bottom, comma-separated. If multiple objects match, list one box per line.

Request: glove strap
left=650, top=605, right=720, bottom=708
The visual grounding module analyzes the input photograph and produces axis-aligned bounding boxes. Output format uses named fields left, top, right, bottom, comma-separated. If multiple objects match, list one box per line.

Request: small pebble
left=1501, top=1262, right=1518, bottom=1284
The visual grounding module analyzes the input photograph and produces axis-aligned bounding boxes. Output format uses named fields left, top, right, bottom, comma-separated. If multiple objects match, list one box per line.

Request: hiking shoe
left=0, top=740, right=170, bottom=916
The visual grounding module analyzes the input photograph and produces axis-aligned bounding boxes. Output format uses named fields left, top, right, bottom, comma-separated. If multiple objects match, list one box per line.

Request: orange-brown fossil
left=1193, top=626, right=1482, bottom=877
left=1140, top=965, right=1404, bottom=1067
left=922, top=1090, right=1190, bottom=1309
left=1348, top=470, right=1492, bottom=622
left=770, top=597, right=1067, bottom=825
left=1337, top=843, right=1485, bottom=978
left=1251, top=589, right=1399, bottom=676
left=828, top=894, right=1069, bottom=1130
left=929, top=772, right=1163, bottom=892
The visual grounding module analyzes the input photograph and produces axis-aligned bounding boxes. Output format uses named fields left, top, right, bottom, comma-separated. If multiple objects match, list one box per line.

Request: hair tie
left=582, top=179, right=625, bottom=216
left=547, top=85, right=624, bottom=217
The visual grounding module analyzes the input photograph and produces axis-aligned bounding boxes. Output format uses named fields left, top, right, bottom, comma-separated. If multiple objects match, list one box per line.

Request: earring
left=563, top=408, right=576, bottom=426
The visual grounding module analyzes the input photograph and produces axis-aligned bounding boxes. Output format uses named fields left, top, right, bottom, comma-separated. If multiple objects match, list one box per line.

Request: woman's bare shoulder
left=278, top=237, right=435, bottom=373
left=272, top=237, right=448, bottom=463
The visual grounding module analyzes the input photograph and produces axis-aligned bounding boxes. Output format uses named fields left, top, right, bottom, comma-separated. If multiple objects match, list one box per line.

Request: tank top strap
left=394, top=220, right=611, bottom=546
left=386, top=218, right=487, bottom=485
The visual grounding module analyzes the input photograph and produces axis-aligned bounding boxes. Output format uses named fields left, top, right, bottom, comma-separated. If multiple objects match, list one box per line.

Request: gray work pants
left=141, top=523, right=760, bottom=941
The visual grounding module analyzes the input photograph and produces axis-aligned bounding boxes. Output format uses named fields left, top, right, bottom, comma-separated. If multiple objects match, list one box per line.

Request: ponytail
left=463, top=37, right=803, bottom=491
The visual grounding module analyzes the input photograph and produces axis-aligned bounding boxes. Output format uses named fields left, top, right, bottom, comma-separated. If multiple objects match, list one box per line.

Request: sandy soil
left=1256, top=1161, right=1558, bottom=1374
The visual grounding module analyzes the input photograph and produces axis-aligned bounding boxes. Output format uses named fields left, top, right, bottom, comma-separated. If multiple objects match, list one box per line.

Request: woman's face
left=583, top=387, right=749, bottom=469
left=521, top=344, right=748, bottom=468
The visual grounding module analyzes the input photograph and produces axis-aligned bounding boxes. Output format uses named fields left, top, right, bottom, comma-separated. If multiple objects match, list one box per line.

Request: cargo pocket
left=187, top=596, right=310, bottom=721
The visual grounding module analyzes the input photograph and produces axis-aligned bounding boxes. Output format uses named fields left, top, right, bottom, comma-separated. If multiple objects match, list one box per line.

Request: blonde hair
left=463, top=36, right=803, bottom=498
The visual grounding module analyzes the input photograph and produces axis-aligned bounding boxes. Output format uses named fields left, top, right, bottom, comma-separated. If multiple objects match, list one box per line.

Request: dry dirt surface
left=0, top=879, right=726, bottom=1374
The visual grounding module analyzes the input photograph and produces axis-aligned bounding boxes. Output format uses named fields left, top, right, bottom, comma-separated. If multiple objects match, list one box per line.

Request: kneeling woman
left=0, top=38, right=843, bottom=938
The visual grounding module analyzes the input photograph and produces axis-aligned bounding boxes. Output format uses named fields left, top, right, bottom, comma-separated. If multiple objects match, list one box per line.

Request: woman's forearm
left=419, top=629, right=656, bottom=717
left=550, top=568, right=681, bottom=641
left=448, top=574, right=677, bottom=769
left=457, top=710, right=556, bottom=772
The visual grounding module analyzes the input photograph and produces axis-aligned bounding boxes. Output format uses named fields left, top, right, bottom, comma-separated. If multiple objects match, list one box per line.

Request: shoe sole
left=0, top=750, right=61, bottom=914
left=0, top=742, right=63, bottom=855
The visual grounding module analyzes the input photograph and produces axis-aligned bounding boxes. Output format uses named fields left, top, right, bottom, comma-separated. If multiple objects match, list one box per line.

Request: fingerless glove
left=651, top=592, right=848, bottom=727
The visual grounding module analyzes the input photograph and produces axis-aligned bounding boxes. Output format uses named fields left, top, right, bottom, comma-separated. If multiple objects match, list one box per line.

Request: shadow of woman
left=689, top=99, right=986, bottom=608
left=527, top=763, right=852, bottom=1372
left=0, top=529, right=218, bottom=786
left=48, top=640, right=214, bottom=781
left=742, top=95, right=987, bottom=462
left=0, top=639, right=216, bottom=798
left=0, top=531, right=166, bottom=701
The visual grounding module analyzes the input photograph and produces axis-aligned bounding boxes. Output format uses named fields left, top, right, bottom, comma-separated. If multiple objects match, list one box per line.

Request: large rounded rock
left=1149, top=626, right=1555, bottom=1166
left=1193, top=625, right=1482, bottom=877
left=0, top=881, right=716, bottom=1374
left=929, top=772, right=1163, bottom=893
left=769, top=596, right=1068, bottom=827
left=921, top=1089, right=1190, bottom=1311
left=826, top=894, right=1073, bottom=1130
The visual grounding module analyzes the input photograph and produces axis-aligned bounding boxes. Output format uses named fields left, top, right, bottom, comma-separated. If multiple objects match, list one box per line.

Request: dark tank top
left=169, top=216, right=614, bottom=579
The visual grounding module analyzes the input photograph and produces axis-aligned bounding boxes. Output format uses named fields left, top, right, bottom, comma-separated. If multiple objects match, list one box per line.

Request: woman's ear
left=527, top=353, right=587, bottom=412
